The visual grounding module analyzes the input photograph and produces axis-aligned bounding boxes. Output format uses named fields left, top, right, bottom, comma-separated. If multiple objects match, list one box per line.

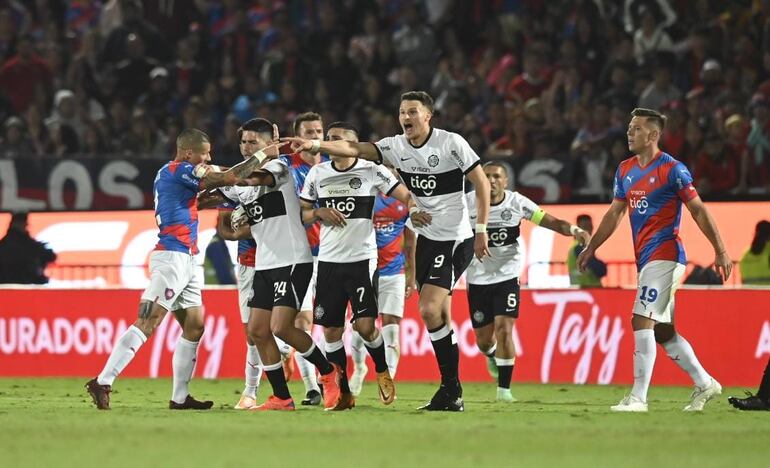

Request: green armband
left=531, top=209, right=546, bottom=225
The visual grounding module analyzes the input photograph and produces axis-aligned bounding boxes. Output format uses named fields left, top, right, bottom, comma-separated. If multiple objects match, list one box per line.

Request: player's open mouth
left=404, top=123, right=413, bottom=131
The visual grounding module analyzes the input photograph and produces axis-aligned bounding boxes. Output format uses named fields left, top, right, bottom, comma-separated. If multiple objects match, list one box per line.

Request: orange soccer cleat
left=249, top=395, right=296, bottom=411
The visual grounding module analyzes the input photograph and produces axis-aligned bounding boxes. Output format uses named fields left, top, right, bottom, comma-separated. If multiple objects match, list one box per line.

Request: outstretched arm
left=281, top=137, right=380, bottom=162
left=685, top=196, right=732, bottom=280
left=199, top=144, right=281, bottom=190
left=578, top=199, right=627, bottom=272
left=537, top=212, right=591, bottom=245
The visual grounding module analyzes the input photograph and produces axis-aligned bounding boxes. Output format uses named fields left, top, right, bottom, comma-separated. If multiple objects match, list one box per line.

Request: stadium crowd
left=1, top=0, right=770, bottom=202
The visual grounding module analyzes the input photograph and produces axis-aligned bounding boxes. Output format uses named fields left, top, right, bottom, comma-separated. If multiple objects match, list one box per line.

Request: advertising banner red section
left=1, top=288, right=767, bottom=386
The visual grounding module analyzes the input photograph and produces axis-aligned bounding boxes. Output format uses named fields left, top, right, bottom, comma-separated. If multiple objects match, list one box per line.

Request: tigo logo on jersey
left=629, top=196, right=649, bottom=214
left=410, top=175, right=437, bottom=196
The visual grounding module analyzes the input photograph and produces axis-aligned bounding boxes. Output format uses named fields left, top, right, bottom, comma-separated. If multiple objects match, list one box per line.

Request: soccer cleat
left=496, top=387, right=517, bottom=403
left=234, top=395, right=257, bottom=410
left=318, top=364, right=342, bottom=410
left=169, top=395, right=214, bottom=410
left=417, top=385, right=464, bottom=412
left=250, top=395, right=295, bottom=411
left=728, top=393, right=770, bottom=411
left=683, top=378, right=722, bottom=412
left=85, top=378, right=111, bottom=410
left=327, top=392, right=356, bottom=411
left=376, top=370, right=396, bottom=405
left=301, top=389, right=322, bottom=406
left=349, top=362, right=368, bottom=396
left=610, top=394, right=648, bottom=412
left=283, top=349, right=295, bottom=382
left=486, top=355, right=499, bottom=379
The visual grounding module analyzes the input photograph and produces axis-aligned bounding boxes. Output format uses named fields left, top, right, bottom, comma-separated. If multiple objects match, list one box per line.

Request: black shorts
left=248, top=262, right=313, bottom=311
left=467, top=277, right=520, bottom=328
left=313, top=259, right=379, bottom=328
left=416, top=236, right=474, bottom=291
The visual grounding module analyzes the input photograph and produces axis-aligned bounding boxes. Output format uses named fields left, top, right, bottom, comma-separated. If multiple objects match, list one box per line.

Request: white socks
left=97, top=325, right=147, bottom=386
left=662, top=333, right=711, bottom=388
left=295, top=331, right=320, bottom=393
left=350, top=331, right=367, bottom=366
left=171, top=337, right=200, bottom=404
left=244, top=344, right=262, bottom=398
left=631, top=329, right=656, bottom=402
left=382, top=324, right=400, bottom=377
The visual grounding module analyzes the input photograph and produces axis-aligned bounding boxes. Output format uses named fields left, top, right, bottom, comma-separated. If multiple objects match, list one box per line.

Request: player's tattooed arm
left=199, top=144, right=281, bottom=189
left=197, top=189, right=226, bottom=209
left=280, top=137, right=380, bottom=161
left=685, top=196, right=732, bottom=281
left=300, top=199, right=346, bottom=227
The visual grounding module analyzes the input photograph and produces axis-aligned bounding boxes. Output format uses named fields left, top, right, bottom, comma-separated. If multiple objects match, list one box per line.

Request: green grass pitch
left=1, top=378, right=768, bottom=468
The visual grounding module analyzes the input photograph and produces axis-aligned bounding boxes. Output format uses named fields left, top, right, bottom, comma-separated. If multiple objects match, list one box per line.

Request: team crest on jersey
left=501, top=209, right=513, bottom=221
left=649, top=176, right=656, bottom=184
left=164, top=288, right=174, bottom=300
left=428, top=154, right=439, bottom=167
left=314, top=304, right=325, bottom=320
left=472, top=310, right=485, bottom=323
left=349, top=177, right=362, bottom=189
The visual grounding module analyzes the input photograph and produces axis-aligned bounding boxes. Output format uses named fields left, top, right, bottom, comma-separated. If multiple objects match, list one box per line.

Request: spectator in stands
left=740, top=220, right=770, bottom=285
left=567, top=214, right=606, bottom=287
left=0, top=34, right=52, bottom=113
left=0, top=115, right=32, bottom=157
left=392, top=3, right=436, bottom=90
left=638, top=54, right=681, bottom=110
left=694, top=131, right=739, bottom=198
left=742, top=93, right=770, bottom=193
left=0, top=212, right=57, bottom=284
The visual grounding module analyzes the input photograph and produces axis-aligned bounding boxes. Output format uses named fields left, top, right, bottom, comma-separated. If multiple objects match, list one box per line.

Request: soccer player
left=86, top=128, right=276, bottom=410
left=578, top=108, right=732, bottom=412
left=282, top=112, right=329, bottom=405
left=216, top=133, right=342, bottom=411
left=349, top=162, right=417, bottom=395
left=284, top=90, right=491, bottom=411
left=466, top=162, right=590, bottom=402
left=299, top=121, right=426, bottom=410
left=208, top=118, right=292, bottom=410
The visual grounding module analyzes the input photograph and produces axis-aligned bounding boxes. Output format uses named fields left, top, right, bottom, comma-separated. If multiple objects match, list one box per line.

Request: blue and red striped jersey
left=374, top=194, right=408, bottom=276
left=153, top=160, right=203, bottom=254
left=613, top=151, right=699, bottom=270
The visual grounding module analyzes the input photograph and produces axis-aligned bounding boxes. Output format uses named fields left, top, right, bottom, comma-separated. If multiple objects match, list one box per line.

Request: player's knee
left=294, top=315, right=311, bottom=330
left=654, top=323, right=675, bottom=344
left=476, top=338, right=494, bottom=353
left=418, top=301, right=441, bottom=322
left=248, top=324, right=272, bottom=343
left=270, top=320, right=292, bottom=340
left=353, top=322, right=376, bottom=341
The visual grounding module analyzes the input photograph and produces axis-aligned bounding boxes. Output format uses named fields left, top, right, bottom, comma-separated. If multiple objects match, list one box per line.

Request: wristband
left=569, top=225, right=581, bottom=236
left=309, top=139, right=321, bottom=154
left=193, top=164, right=208, bottom=178
left=252, top=149, right=267, bottom=164
left=409, top=206, right=420, bottom=215
left=475, top=223, right=487, bottom=233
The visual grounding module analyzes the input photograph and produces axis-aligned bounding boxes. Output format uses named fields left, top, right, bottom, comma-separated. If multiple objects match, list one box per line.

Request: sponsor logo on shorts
left=164, top=288, right=174, bottom=300
left=472, top=310, right=485, bottom=323
left=314, top=304, right=325, bottom=320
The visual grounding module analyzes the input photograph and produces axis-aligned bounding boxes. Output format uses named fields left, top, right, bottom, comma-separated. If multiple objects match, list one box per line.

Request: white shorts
left=378, top=273, right=405, bottom=318
left=140, top=251, right=202, bottom=311
left=237, top=264, right=255, bottom=323
left=632, top=260, right=686, bottom=323
left=300, top=257, right=319, bottom=313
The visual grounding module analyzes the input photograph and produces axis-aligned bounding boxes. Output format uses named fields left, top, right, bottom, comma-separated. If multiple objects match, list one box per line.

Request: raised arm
left=199, top=144, right=281, bottom=190
left=465, top=164, right=491, bottom=260
left=577, top=199, right=627, bottom=271
left=685, top=196, right=732, bottom=280
left=281, top=137, right=380, bottom=161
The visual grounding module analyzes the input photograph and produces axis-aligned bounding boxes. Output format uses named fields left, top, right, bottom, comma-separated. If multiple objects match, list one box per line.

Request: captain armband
left=530, top=209, right=546, bottom=225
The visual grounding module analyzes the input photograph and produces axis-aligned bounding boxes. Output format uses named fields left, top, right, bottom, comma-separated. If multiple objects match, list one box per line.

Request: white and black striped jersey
left=300, top=159, right=400, bottom=263
left=374, top=128, right=480, bottom=241
left=465, top=189, right=539, bottom=284
left=219, top=158, right=312, bottom=270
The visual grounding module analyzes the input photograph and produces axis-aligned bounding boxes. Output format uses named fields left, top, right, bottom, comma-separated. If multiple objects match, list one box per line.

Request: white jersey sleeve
left=373, top=136, right=397, bottom=166
left=218, top=185, right=241, bottom=203
left=262, top=158, right=290, bottom=188
left=299, top=165, right=318, bottom=203
left=373, top=164, right=400, bottom=195
left=449, top=132, right=481, bottom=174
left=511, top=191, right=540, bottom=221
